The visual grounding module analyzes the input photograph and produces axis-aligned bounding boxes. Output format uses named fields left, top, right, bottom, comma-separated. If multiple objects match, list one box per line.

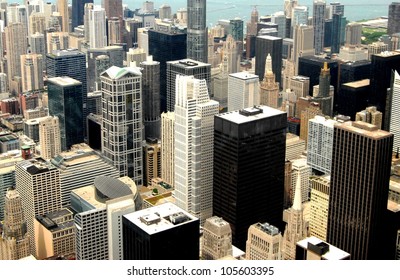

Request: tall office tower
left=34, top=208, right=75, bottom=260
left=327, top=121, right=393, bottom=260
left=138, top=28, right=149, bottom=55
left=255, top=35, right=282, bottom=87
left=47, top=77, right=83, bottom=151
left=388, top=2, right=400, bottom=36
left=309, top=176, right=330, bottom=241
left=176, top=7, right=188, bottom=26
left=166, top=59, right=211, bottom=112
left=284, top=160, right=293, bottom=208
left=313, top=1, right=326, bottom=55
left=88, top=6, right=107, bottom=48
left=338, top=79, right=370, bottom=119
left=212, top=55, right=229, bottom=110
left=328, top=2, right=344, bottom=18
left=0, top=73, right=7, bottom=94
left=101, top=66, right=143, bottom=186
left=187, top=0, right=207, bottom=63
left=142, top=139, right=161, bottom=187
left=345, top=22, right=362, bottom=47
left=159, top=4, right=171, bottom=19
left=299, top=103, right=322, bottom=143
left=46, top=49, right=88, bottom=134
left=148, top=27, right=186, bottom=111
left=107, top=17, right=122, bottom=45
left=290, top=75, right=310, bottom=98
left=282, top=174, right=307, bottom=260
left=271, top=11, right=286, bottom=39
left=284, top=0, right=298, bottom=17
left=227, top=72, right=259, bottom=112
left=229, top=18, right=244, bottom=43
left=296, top=236, right=350, bottom=260
left=286, top=133, right=305, bottom=161
left=140, top=56, right=161, bottom=139
left=83, top=3, right=93, bottom=42
left=292, top=24, right=314, bottom=75
left=7, top=4, right=28, bottom=28
left=307, top=116, right=335, bottom=174
left=103, top=0, right=123, bottom=19
left=245, top=222, right=282, bottom=260
left=87, top=46, right=124, bottom=92
left=368, top=41, right=389, bottom=60
left=5, top=23, right=28, bottom=86
left=246, top=6, right=259, bottom=36
left=46, top=31, right=69, bottom=53
left=29, top=12, right=46, bottom=34
left=29, top=32, right=46, bottom=58
left=221, top=35, right=240, bottom=74
left=161, top=112, right=174, bottom=187
left=57, top=0, right=68, bottom=32
left=51, top=143, right=120, bottom=207
left=126, top=47, right=146, bottom=67
left=71, top=0, right=93, bottom=30
left=123, top=202, right=199, bottom=260
left=213, top=106, right=286, bottom=250
left=71, top=176, right=140, bottom=260
left=259, top=54, right=280, bottom=108
left=24, top=117, right=43, bottom=143
left=15, top=158, right=61, bottom=256
left=174, top=75, right=219, bottom=225
left=201, top=216, right=232, bottom=260
left=291, top=6, right=308, bottom=37
left=356, top=106, right=382, bottom=129
left=20, top=53, right=44, bottom=93
left=291, top=158, right=311, bottom=204
left=312, top=63, right=333, bottom=117
left=38, top=116, right=61, bottom=160
left=0, top=188, right=30, bottom=260
left=391, top=71, right=400, bottom=152
left=331, top=13, right=345, bottom=54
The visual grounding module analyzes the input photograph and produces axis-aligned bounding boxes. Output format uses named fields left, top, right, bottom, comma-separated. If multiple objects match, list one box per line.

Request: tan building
left=259, top=54, right=280, bottom=109
left=57, top=0, right=69, bottom=32
left=161, top=112, right=175, bottom=187
left=34, top=208, right=75, bottom=260
left=286, top=133, right=305, bottom=161
left=289, top=75, right=310, bottom=99
left=39, top=116, right=61, bottom=160
left=202, top=216, right=233, bottom=260
left=24, top=107, right=49, bottom=120
left=46, top=32, right=69, bottom=54
left=5, top=23, right=28, bottom=86
left=356, top=106, right=382, bottom=129
left=29, top=12, right=46, bottom=34
left=284, top=160, right=293, bottom=209
left=300, top=103, right=322, bottom=143
left=21, top=53, right=44, bottom=93
left=143, top=139, right=161, bottom=187
left=309, top=176, right=330, bottom=241
left=245, top=222, right=282, bottom=260
left=291, top=157, right=311, bottom=204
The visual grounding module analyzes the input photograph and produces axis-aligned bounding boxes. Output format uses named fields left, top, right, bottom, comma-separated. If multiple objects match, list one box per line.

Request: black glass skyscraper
left=71, top=0, right=93, bottom=30
left=255, top=35, right=282, bottom=87
left=187, top=0, right=207, bottom=63
left=213, top=106, right=287, bottom=250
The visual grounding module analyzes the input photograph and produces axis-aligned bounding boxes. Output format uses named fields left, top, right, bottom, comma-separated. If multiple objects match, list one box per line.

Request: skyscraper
left=293, top=24, right=315, bottom=75
left=47, top=76, right=84, bottom=151
left=101, top=66, right=143, bottom=186
left=103, top=0, right=123, bottom=19
left=140, top=56, right=161, bottom=139
left=39, top=116, right=61, bottom=160
left=88, top=5, right=107, bottom=48
left=388, top=2, right=400, bottom=36
left=260, top=54, right=280, bottom=108
left=187, top=0, right=207, bottom=63
left=246, top=222, right=282, bottom=260
left=227, top=72, right=260, bottom=112
left=255, top=35, right=282, bottom=87
left=309, top=176, right=330, bottom=241
left=5, top=23, right=28, bottom=86
left=327, top=121, right=393, bottom=259
left=72, top=0, right=93, bottom=30
left=174, top=75, right=219, bottom=225
left=21, top=53, right=44, bottom=93
left=313, top=0, right=326, bottom=55
left=202, top=216, right=232, bottom=260
left=213, top=105, right=287, bottom=250
left=312, top=63, right=333, bottom=117
left=142, top=139, right=161, bottom=187
left=29, top=32, right=46, bottom=59
left=57, top=0, right=69, bottom=32
left=161, top=112, right=175, bottom=187
left=391, top=71, right=400, bottom=153
left=29, top=12, right=46, bottom=34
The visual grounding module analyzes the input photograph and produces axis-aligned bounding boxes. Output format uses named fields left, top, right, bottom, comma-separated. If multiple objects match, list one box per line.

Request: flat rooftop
left=297, top=236, right=350, bottom=260
left=168, top=59, right=211, bottom=69
left=229, top=72, right=259, bottom=80
left=123, top=202, right=198, bottom=235
left=47, top=76, right=82, bottom=86
left=218, top=105, right=286, bottom=124
left=342, top=79, right=370, bottom=88
left=334, top=121, right=392, bottom=140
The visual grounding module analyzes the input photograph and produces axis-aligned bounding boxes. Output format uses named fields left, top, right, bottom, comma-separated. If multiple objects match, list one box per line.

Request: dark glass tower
left=388, top=2, right=400, bottom=36
left=47, top=76, right=84, bottom=151
left=331, top=13, right=345, bottom=54
left=213, top=106, right=287, bottom=250
left=313, top=0, right=326, bottom=55
left=327, top=121, right=393, bottom=259
left=148, top=28, right=187, bottom=113
left=71, top=0, right=93, bottom=30
left=187, top=0, right=207, bottom=63
left=255, top=35, right=282, bottom=87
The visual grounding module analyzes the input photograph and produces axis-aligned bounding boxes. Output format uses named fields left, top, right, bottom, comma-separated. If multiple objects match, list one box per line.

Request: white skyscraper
left=227, top=72, right=260, bottom=112
left=88, top=6, right=107, bottom=48
left=174, top=75, right=219, bottom=225
left=101, top=66, right=143, bottom=187
left=390, top=70, right=400, bottom=153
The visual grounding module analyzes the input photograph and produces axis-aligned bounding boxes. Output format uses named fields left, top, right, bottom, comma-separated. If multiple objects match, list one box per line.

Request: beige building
left=356, top=106, right=382, bottom=129
left=39, top=116, right=61, bottom=160
left=21, top=53, right=44, bottom=93
left=143, top=139, right=161, bottom=187
left=291, top=157, right=311, bottom=204
left=284, top=160, right=293, bottom=209
left=300, top=104, right=322, bottom=143
left=259, top=54, right=280, bottom=109
left=245, top=222, right=282, bottom=260
left=24, top=107, right=49, bottom=120
left=289, top=75, right=310, bottom=99
left=46, top=32, right=69, bottom=54
left=161, top=112, right=175, bottom=187
left=5, top=22, right=28, bottom=86
left=202, top=216, right=232, bottom=260
left=286, top=133, right=305, bottom=161
left=309, top=176, right=330, bottom=241
left=29, top=12, right=46, bottom=34
left=57, top=0, right=69, bottom=32
left=34, top=208, right=75, bottom=260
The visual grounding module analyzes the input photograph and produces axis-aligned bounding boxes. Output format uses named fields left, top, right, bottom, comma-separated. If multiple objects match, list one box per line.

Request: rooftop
left=297, top=236, right=350, bottom=260
left=47, top=76, right=82, bottom=87
left=229, top=72, right=259, bottom=80
left=18, top=158, right=57, bottom=175
left=335, top=121, right=392, bottom=139
left=218, top=105, right=286, bottom=124
left=342, top=79, right=370, bottom=88
left=168, top=59, right=211, bottom=68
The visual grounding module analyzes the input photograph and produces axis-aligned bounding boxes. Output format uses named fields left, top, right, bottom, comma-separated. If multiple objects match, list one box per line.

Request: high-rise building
left=388, top=2, right=400, bottom=36
left=213, top=106, right=287, bottom=250
left=140, top=56, right=161, bottom=139
left=293, top=24, right=315, bottom=75
left=356, top=106, right=383, bottom=129
left=161, top=112, right=174, bottom=187
left=101, top=66, right=143, bottom=186
left=103, top=0, right=123, bottom=19
left=291, top=158, right=311, bottom=204
left=143, top=139, right=161, bottom=187
left=29, top=32, right=46, bottom=59
left=296, top=236, right=350, bottom=260
left=260, top=54, right=280, bottom=108
left=255, top=35, right=282, bottom=87
left=15, top=158, right=61, bottom=256
left=331, top=13, right=345, bottom=54
left=5, top=23, right=28, bottom=86
left=123, top=202, right=199, bottom=260
left=21, top=53, right=44, bottom=93
left=221, top=35, right=241, bottom=74
left=72, top=0, right=93, bottom=30
left=327, top=121, right=393, bottom=259
left=39, top=116, right=61, bottom=160
left=345, top=22, right=362, bottom=47
left=227, top=72, right=259, bottom=112
left=159, top=4, right=172, bottom=20
left=289, top=75, right=310, bottom=98
left=29, top=12, right=46, bottom=34
left=126, top=47, right=147, bottom=67
left=312, top=63, right=333, bottom=117
left=166, top=59, right=211, bottom=112
left=309, top=176, right=330, bottom=241
left=291, top=6, right=308, bottom=36
left=299, top=103, right=322, bottom=143
left=125, top=18, right=143, bottom=49
left=46, top=31, right=69, bottom=53
left=286, top=133, right=305, bottom=161
left=202, top=216, right=232, bottom=260
left=71, top=176, right=140, bottom=260
left=0, top=187, right=31, bottom=260
left=368, top=41, right=388, bottom=60
left=107, top=17, right=122, bottom=45
left=271, top=11, right=286, bottom=39
left=187, top=0, right=207, bottom=63
left=313, top=1, right=326, bottom=55
left=174, top=75, right=219, bottom=225
left=47, top=76, right=84, bottom=151
left=245, top=222, right=282, bottom=260
left=88, top=5, right=107, bottom=48
left=57, top=0, right=69, bottom=32
left=338, top=79, right=370, bottom=120
left=391, top=71, right=400, bottom=153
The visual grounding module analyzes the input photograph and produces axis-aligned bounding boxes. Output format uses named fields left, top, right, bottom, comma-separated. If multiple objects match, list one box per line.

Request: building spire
left=292, top=172, right=302, bottom=211
left=265, top=53, right=273, bottom=74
